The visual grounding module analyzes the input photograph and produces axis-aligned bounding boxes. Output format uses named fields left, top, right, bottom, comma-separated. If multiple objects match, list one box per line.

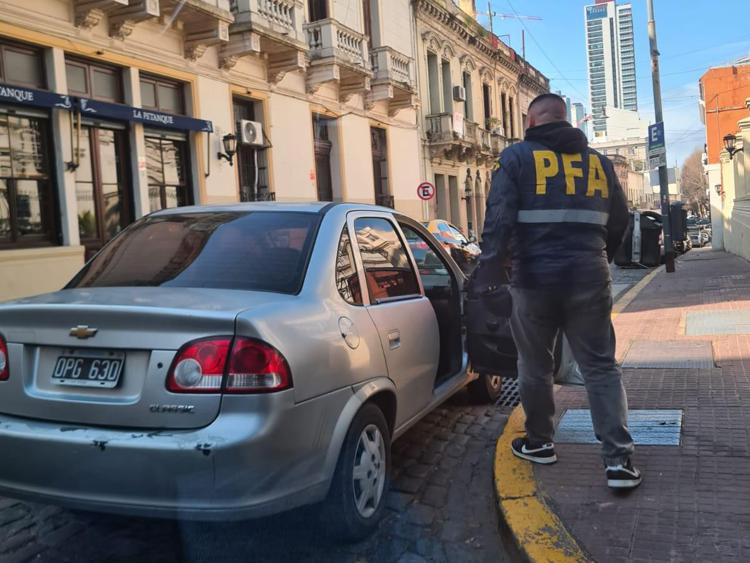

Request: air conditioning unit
left=453, top=85, right=466, bottom=102
left=239, top=119, right=264, bottom=146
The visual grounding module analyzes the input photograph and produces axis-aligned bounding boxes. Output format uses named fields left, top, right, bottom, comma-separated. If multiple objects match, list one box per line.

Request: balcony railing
left=463, top=119, right=479, bottom=145
left=425, top=112, right=454, bottom=143
left=490, top=133, right=505, bottom=155
left=478, top=127, right=491, bottom=150
left=257, top=0, right=294, bottom=28
left=305, top=18, right=368, bottom=69
left=426, top=114, right=487, bottom=147
left=231, top=0, right=304, bottom=40
left=370, top=47, right=414, bottom=89
left=375, top=194, right=395, bottom=208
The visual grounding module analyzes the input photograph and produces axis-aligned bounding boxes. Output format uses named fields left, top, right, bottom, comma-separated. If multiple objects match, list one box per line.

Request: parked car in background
left=687, top=216, right=712, bottom=248
left=0, top=203, right=512, bottom=541
left=423, top=220, right=481, bottom=273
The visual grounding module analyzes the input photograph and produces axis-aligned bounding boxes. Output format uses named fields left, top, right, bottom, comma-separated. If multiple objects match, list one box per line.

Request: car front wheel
left=323, top=403, right=391, bottom=542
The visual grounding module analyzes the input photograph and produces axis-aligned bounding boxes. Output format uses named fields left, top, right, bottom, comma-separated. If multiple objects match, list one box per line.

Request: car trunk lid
left=0, top=287, right=281, bottom=429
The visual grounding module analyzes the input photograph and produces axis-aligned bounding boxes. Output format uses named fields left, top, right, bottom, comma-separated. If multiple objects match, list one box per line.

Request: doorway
left=371, top=127, right=391, bottom=207
left=74, top=125, right=131, bottom=259
left=313, top=115, right=334, bottom=201
left=233, top=97, right=269, bottom=201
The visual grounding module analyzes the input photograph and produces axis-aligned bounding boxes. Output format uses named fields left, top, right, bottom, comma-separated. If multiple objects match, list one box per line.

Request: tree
left=680, top=149, right=709, bottom=215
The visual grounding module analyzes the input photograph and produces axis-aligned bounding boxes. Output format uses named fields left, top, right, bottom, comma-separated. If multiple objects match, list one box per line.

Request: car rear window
left=68, top=211, right=320, bottom=294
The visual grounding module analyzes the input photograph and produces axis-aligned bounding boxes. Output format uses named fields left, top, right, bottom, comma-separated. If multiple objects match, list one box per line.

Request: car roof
left=149, top=202, right=398, bottom=217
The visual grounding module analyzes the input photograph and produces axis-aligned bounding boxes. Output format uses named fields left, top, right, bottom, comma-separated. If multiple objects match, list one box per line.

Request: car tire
left=322, top=403, right=391, bottom=543
left=468, top=373, right=503, bottom=403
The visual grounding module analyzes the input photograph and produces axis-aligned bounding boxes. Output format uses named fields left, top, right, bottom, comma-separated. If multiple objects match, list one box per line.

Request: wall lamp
left=723, top=134, right=740, bottom=160
left=217, top=133, right=238, bottom=165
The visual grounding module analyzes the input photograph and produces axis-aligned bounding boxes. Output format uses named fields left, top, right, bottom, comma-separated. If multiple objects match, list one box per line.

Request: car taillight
left=0, top=334, right=8, bottom=381
left=166, top=337, right=291, bottom=394
left=225, top=338, right=292, bottom=394
left=167, top=338, right=230, bottom=393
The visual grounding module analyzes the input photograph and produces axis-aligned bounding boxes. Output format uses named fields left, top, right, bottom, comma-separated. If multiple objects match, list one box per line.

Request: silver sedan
left=0, top=203, right=507, bottom=540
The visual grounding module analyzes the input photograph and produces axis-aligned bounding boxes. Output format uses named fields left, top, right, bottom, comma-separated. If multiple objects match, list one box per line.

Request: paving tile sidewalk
left=535, top=249, right=750, bottom=563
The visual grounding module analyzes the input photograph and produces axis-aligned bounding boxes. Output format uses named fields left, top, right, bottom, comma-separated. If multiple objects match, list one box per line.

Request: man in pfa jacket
left=474, top=93, right=641, bottom=489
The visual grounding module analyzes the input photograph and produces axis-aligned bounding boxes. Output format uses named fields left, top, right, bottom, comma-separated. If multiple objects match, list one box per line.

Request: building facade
left=584, top=0, right=637, bottom=139
left=700, top=58, right=750, bottom=164
left=0, top=0, right=426, bottom=300
left=592, top=136, right=647, bottom=172
left=415, top=0, right=548, bottom=238
left=718, top=98, right=750, bottom=261
left=570, top=101, right=589, bottom=139
left=699, top=58, right=750, bottom=250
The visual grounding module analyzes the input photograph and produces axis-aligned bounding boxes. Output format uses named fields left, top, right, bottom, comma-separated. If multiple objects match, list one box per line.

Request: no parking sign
left=417, top=182, right=435, bottom=201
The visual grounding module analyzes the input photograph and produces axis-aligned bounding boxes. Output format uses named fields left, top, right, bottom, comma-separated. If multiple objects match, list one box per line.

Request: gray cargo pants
left=509, top=283, right=634, bottom=465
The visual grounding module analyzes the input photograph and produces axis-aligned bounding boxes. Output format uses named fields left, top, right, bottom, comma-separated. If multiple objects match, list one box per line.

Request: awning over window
left=78, top=98, right=213, bottom=132
left=0, top=82, right=73, bottom=110
left=0, top=82, right=213, bottom=133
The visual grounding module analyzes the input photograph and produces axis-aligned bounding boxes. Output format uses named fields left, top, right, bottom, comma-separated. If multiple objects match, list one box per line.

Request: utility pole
left=647, top=0, right=675, bottom=273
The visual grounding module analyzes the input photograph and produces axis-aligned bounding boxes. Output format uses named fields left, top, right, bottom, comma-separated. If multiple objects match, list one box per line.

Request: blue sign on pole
left=648, top=122, right=666, bottom=168
left=648, top=122, right=665, bottom=151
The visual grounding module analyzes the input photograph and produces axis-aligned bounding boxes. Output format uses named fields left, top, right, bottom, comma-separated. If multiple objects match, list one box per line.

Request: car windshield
left=67, top=211, right=320, bottom=294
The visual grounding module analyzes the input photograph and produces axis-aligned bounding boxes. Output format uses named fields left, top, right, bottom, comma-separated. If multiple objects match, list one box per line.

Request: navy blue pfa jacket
left=475, top=121, right=629, bottom=289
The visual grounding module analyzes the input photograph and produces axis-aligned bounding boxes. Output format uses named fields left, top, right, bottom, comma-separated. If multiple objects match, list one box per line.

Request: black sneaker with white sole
left=511, top=437, right=557, bottom=464
left=606, top=460, right=642, bottom=489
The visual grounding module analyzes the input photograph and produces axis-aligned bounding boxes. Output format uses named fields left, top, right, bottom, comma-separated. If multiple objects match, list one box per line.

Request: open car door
left=464, top=268, right=519, bottom=380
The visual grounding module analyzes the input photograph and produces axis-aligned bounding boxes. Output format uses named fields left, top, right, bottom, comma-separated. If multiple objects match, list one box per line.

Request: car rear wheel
left=323, top=403, right=391, bottom=542
left=470, top=332, right=564, bottom=403
left=468, top=373, right=503, bottom=403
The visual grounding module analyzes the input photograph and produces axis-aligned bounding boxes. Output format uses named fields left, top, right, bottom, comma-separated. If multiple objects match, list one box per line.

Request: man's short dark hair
left=528, top=93, right=567, bottom=112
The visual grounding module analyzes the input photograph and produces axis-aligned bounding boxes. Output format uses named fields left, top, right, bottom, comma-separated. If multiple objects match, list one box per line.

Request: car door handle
left=387, top=330, right=401, bottom=350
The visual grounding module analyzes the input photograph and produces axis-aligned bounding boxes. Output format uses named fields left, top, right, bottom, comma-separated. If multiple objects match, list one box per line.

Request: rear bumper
left=0, top=387, right=352, bottom=520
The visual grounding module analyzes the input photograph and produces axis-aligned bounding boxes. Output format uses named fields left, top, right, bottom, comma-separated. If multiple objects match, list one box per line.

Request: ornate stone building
left=0, top=0, right=421, bottom=299
left=414, top=0, right=548, bottom=237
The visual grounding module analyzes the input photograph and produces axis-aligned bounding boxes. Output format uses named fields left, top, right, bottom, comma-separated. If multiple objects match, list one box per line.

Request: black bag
left=464, top=284, right=519, bottom=378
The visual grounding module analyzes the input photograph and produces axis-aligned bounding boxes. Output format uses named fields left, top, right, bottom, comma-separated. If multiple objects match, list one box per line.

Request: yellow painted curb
left=612, top=266, right=662, bottom=319
left=494, top=408, right=591, bottom=563
left=493, top=268, right=662, bottom=562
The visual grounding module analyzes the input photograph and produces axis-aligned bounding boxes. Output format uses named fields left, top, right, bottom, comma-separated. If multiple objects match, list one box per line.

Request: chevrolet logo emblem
left=69, top=325, right=98, bottom=339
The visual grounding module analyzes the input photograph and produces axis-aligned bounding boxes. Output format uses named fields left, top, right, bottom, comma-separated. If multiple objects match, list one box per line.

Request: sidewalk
left=496, top=249, right=750, bottom=562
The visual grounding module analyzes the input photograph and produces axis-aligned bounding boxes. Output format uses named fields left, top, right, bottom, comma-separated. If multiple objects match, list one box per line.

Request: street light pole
left=647, top=0, right=675, bottom=273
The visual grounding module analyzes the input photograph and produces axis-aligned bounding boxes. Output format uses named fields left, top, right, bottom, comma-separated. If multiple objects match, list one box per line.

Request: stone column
left=45, top=47, right=79, bottom=247
left=123, top=67, right=150, bottom=218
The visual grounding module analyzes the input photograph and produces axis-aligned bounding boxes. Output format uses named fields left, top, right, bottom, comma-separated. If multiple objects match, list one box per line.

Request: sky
left=479, top=0, right=750, bottom=166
